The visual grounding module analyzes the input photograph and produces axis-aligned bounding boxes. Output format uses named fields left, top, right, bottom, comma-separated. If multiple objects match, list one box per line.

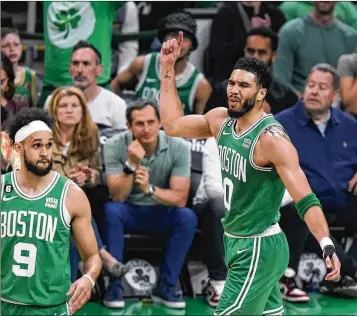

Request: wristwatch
left=146, top=184, right=156, bottom=196
left=123, top=161, right=136, bottom=175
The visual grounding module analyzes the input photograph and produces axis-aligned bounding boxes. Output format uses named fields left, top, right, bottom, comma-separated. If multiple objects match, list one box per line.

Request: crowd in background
left=1, top=0, right=357, bottom=310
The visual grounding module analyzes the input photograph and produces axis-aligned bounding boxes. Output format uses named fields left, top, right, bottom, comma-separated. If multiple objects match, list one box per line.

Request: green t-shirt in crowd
left=280, top=1, right=357, bottom=30
left=274, top=15, right=357, bottom=93
left=43, top=1, right=122, bottom=87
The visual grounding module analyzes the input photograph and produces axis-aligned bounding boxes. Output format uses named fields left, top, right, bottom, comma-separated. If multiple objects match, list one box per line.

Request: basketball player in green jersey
left=1, top=108, right=102, bottom=315
left=159, top=32, right=341, bottom=315
left=111, top=12, right=211, bottom=115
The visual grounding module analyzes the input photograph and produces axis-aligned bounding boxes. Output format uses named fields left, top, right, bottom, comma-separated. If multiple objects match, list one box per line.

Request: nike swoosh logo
left=237, top=249, right=248, bottom=255
left=3, top=195, right=18, bottom=201
left=222, top=131, right=231, bottom=135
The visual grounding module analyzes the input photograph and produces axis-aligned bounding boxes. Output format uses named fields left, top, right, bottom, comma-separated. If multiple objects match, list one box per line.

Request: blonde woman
left=48, top=86, right=128, bottom=280
left=47, top=86, right=100, bottom=185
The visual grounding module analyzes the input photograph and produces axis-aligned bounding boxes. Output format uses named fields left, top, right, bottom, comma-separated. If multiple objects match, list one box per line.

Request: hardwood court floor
left=78, top=293, right=357, bottom=315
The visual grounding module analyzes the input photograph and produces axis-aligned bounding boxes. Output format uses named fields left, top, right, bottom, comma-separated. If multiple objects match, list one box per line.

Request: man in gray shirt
left=337, top=52, right=357, bottom=117
left=102, top=99, right=197, bottom=309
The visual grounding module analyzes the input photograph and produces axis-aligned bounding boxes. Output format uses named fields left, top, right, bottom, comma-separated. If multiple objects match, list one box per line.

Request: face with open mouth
left=227, top=69, right=260, bottom=118
left=303, top=70, right=336, bottom=114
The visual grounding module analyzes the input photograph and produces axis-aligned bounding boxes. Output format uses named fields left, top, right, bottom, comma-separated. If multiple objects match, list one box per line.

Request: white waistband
left=224, top=223, right=282, bottom=239
left=1, top=297, right=29, bottom=305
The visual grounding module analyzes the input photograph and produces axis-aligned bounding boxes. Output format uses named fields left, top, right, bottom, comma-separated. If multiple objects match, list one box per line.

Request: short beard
left=228, top=94, right=257, bottom=118
left=74, top=80, right=90, bottom=91
left=316, top=4, right=334, bottom=15
left=176, top=51, right=190, bottom=63
left=24, top=153, right=53, bottom=177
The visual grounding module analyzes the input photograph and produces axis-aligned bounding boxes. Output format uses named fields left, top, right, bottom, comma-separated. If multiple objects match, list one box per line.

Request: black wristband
left=323, top=245, right=336, bottom=260
left=123, top=161, right=136, bottom=175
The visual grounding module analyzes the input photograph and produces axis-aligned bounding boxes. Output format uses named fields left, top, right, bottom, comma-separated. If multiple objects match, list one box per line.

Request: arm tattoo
left=264, top=125, right=291, bottom=142
left=163, top=71, right=172, bottom=80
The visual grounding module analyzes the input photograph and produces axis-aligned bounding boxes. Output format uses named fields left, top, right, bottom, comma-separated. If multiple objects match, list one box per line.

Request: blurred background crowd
left=1, top=0, right=357, bottom=309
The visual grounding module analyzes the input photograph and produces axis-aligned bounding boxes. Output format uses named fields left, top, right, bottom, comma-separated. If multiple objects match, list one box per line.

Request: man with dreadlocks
left=111, top=11, right=211, bottom=115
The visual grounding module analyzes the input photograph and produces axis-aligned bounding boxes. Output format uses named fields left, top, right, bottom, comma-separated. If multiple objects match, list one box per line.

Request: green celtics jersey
left=217, top=114, right=286, bottom=237
left=14, top=67, right=36, bottom=108
left=1, top=171, right=72, bottom=306
left=135, top=52, right=204, bottom=115
left=43, top=1, right=122, bottom=87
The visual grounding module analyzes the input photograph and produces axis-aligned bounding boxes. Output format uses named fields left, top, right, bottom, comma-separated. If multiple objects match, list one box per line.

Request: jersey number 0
left=223, top=177, right=234, bottom=211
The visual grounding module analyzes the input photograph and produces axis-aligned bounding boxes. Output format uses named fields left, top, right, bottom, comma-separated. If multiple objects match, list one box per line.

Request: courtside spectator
left=47, top=86, right=127, bottom=281
left=277, top=64, right=357, bottom=298
left=103, top=99, right=197, bottom=309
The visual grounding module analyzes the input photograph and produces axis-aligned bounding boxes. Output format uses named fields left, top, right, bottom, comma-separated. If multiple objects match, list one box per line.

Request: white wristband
left=82, top=274, right=95, bottom=288
left=319, top=237, right=334, bottom=251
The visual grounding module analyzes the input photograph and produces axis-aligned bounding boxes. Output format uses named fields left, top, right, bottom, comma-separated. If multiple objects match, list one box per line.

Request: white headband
left=14, top=120, right=52, bottom=143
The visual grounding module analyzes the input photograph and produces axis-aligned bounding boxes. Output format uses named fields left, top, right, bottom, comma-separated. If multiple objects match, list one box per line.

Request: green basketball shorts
left=1, top=300, right=70, bottom=316
left=215, top=229, right=289, bottom=315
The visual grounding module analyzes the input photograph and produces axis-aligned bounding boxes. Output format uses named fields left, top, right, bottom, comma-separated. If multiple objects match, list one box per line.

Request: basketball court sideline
left=78, top=294, right=357, bottom=315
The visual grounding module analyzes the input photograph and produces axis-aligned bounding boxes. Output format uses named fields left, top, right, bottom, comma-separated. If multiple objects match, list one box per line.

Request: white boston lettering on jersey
left=218, top=145, right=247, bottom=183
left=1, top=211, right=58, bottom=243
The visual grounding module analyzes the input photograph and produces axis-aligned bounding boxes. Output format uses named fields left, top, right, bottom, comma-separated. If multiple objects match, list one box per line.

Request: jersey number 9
left=12, top=242, right=37, bottom=277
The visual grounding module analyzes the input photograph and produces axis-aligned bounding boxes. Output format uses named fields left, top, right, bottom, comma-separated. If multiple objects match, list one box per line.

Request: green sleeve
left=279, top=2, right=312, bottom=21
left=274, top=22, right=297, bottom=88
left=336, top=2, right=357, bottom=30
left=279, top=2, right=299, bottom=21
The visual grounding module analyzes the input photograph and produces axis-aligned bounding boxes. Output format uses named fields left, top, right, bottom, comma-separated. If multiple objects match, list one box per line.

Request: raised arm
left=66, top=183, right=102, bottom=313
left=159, top=31, right=227, bottom=139
left=260, top=131, right=340, bottom=281
left=111, top=55, right=145, bottom=92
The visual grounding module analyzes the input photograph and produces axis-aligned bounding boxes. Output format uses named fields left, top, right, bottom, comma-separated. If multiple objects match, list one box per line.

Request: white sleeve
left=117, top=2, right=139, bottom=74
left=281, top=189, right=294, bottom=207
left=111, top=96, right=128, bottom=131
left=44, top=94, right=52, bottom=111
left=202, top=137, right=224, bottom=199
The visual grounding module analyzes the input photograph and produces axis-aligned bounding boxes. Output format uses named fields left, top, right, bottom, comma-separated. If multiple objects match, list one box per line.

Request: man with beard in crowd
left=205, top=27, right=298, bottom=114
